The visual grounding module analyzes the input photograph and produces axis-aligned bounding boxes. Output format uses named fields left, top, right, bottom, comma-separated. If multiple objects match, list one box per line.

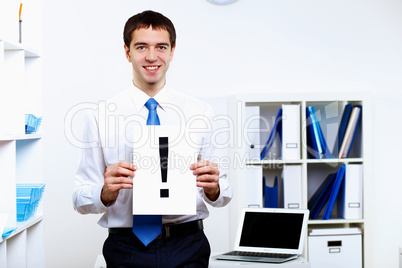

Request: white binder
left=282, top=165, right=302, bottom=209
left=338, top=164, right=363, bottom=219
left=281, top=104, right=300, bottom=160
left=244, top=106, right=261, bottom=161
left=245, top=166, right=263, bottom=208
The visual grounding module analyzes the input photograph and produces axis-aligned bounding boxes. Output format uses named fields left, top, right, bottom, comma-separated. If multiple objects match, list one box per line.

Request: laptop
left=214, top=208, right=310, bottom=263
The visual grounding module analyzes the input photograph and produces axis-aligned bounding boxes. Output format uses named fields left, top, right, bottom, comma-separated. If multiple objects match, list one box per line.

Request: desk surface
left=209, top=256, right=310, bottom=268
left=95, top=253, right=310, bottom=268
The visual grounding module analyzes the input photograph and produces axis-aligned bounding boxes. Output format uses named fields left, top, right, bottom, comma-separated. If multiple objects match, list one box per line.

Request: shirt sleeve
left=72, top=111, right=108, bottom=214
left=200, top=172, right=232, bottom=207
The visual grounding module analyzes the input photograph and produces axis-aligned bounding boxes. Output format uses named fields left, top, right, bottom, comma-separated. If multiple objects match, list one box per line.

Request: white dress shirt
left=72, top=83, right=232, bottom=227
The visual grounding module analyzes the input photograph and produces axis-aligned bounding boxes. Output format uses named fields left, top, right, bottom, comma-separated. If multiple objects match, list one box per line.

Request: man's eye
left=136, top=46, right=146, bottom=50
left=158, top=46, right=167, bottom=50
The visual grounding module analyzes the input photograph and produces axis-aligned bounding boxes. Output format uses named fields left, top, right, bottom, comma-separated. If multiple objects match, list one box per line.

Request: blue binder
left=263, top=176, right=278, bottom=208
left=260, top=108, right=282, bottom=160
left=323, top=165, right=346, bottom=220
left=306, top=106, right=334, bottom=159
left=337, top=103, right=353, bottom=151
left=308, top=173, right=336, bottom=219
left=345, top=105, right=362, bottom=158
left=306, top=107, right=322, bottom=158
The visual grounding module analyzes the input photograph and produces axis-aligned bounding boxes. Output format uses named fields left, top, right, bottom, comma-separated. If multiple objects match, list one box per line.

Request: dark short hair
left=123, top=10, right=176, bottom=48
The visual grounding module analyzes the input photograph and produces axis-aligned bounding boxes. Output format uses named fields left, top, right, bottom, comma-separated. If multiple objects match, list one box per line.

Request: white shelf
left=228, top=93, right=367, bottom=267
left=308, top=218, right=364, bottom=225
left=246, top=158, right=363, bottom=166
left=0, top=215, right=43, bottom=244
left=2, top=39, right=22, bottom=50
left=0, top=1, right=43, bottom=266
left=306, top=158, right=363, bottom=164
left=1, top=39, right=41, bottom=57
left=0, top=133, right=42, bottom=141
left=246, top=159, right=304, bottom=165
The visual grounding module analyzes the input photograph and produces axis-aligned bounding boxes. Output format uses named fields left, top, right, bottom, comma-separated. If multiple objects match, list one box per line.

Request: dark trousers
left=103, top=229, right=211, bottom=268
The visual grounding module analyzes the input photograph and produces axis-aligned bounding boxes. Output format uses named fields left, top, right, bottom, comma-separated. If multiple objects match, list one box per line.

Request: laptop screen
left=239, top=210, right=305, bottom=250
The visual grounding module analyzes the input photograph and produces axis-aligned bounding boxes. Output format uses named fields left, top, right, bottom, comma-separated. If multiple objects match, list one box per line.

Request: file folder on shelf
left=244, top=106, right=261, bottom=161
left=263, top=176, right=279, bottom=208
left=338, top=164, right=363, bottom=219
left=308, top=173, right=336, bottom=219
left=338, top=106, right=362, bottom=158
left=260, top=108, right=282, bottom=160
left=282, top=104, right=301, bottom=160
left=323, top=165, right=346, bottom=220
left=282, top=165, right=302, bottom=209
left=306, top=106, right=334, bottom=159
left=337, top=104, right=353, bottom=152
left=245, top=166, right=263, bottom=208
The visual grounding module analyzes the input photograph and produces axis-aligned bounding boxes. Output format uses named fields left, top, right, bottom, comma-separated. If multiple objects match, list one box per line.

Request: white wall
left=42, top=0, right=402, bottom=267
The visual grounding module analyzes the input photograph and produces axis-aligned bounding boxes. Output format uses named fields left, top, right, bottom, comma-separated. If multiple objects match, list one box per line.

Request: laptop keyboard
left=223, top=251, right=296, bottom=259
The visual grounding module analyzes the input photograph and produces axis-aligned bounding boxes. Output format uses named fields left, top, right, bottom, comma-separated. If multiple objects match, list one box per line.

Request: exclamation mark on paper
left=159, top=137, right=169, bottom=198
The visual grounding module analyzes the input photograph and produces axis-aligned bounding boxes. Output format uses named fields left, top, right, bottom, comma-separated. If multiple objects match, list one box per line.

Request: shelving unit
left=227, top=93, right=369, bottom=267
left=0, top=0, right=43, bottom=267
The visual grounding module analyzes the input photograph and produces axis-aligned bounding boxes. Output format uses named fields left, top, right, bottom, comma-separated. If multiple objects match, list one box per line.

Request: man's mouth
left=144, top=66, right=159, bottom=70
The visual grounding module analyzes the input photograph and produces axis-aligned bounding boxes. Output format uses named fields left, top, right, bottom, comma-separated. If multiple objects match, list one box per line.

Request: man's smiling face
left=124, top=26, right=175, bottom=94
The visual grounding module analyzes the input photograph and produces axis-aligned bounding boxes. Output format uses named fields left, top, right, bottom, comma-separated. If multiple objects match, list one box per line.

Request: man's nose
left=146, top=48, right=157, bottom=61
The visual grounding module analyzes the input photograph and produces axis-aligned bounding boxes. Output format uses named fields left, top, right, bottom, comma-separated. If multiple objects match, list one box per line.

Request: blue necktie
left=132, top=98, right=162, bottom=246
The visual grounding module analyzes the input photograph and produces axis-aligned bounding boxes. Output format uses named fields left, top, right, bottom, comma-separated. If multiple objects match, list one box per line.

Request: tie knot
left=145, top=98, right=158, bottom=111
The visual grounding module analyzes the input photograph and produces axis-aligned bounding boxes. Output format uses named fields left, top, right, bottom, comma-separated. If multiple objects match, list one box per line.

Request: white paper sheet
left=132, top=125, right=198, bottom=215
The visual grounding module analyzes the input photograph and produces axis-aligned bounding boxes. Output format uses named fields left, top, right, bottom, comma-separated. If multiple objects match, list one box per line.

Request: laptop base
left=214, top=252, right=298, bottom=263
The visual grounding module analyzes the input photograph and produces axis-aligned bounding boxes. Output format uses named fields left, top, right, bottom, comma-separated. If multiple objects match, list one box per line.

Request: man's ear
left=169, top=44, right=176, bottom=62
left=124, top=44, right=131, bottom=62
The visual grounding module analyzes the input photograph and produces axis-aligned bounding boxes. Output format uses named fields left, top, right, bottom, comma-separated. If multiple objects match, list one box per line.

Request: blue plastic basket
left=25, top=114, right=42, bottom=134
left=16, top=183, right=45, bottom=222
left=2, top=227, right=16, bottom=237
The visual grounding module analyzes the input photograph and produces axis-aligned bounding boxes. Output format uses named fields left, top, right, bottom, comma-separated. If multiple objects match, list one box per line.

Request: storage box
left=308, top=228, right=362, bottom=268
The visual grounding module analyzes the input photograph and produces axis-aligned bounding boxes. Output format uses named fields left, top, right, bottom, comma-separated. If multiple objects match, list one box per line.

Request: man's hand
left=101, top=162, right=136, bottom=206
left=190, top=160, right=220, bottom=201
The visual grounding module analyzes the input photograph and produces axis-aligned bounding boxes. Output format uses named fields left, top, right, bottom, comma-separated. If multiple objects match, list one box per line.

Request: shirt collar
left=128, top=82, right=171, bottom=112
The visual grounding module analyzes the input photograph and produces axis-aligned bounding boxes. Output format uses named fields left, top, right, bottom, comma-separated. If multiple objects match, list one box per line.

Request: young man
left=73, top=10, right=232, bottom=267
